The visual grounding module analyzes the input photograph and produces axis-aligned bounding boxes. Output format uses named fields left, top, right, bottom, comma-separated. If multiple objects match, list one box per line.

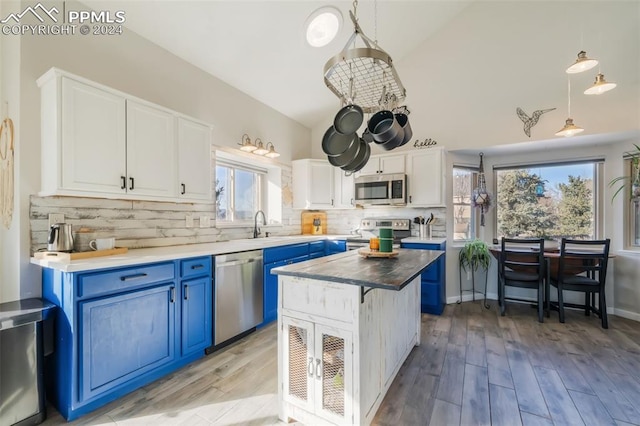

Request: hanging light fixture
left=238, top=133, right=257, bottom=152
left=253, top=138, right=268, bottom=155
left=566, top=51, right=599, bottom=74
left=264, top=142, right=280, bottom=158
left=556, top=77, right=584, bottom=137
left=584, top=72, right=617, bottom=95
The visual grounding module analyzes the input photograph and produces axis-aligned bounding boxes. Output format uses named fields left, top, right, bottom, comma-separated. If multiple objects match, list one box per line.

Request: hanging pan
left=334, top=104, right=364, bottom=135
left=341, top=137, right=371, bottom=173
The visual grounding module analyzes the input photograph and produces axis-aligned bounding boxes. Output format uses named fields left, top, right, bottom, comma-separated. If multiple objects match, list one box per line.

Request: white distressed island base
left=273, top=249, right=443, bottom=425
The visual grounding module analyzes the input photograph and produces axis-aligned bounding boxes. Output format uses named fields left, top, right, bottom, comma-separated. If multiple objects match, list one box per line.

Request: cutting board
left=34, top=247, right=128, bottom=261
left=301, top=211, right=327, bottom=235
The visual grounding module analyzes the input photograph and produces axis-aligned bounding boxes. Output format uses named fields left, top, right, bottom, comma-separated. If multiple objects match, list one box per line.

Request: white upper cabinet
left=126, top=101, right=177, bottom=198
left=177, top=118, right=212, bottom=201
left=334, top=168, right=355, bottom=209
left=58, top=77, right=127, bottom=194
left=38, top=68, right=214, bottom=203
left=406, top=148, right=446, bottom=207
left=357, top=154, right=405, bottom=176
left=292, top=159, right=335, bottom=209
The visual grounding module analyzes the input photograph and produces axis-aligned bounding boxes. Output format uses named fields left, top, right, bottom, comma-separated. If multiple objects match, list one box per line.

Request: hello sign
left=413, top=138, right=438, bottom=149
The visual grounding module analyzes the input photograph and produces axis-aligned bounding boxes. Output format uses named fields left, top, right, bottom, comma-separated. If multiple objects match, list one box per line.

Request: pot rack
left=323, top=3, right=407, bottom=113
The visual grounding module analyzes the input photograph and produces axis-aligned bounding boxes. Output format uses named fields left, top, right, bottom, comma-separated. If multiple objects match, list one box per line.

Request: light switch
left=49, top=213, right=65, bottom=228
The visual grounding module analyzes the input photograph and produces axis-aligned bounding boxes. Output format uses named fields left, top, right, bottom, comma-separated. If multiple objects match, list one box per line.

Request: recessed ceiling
left=81, top=0, right=473, bottom=128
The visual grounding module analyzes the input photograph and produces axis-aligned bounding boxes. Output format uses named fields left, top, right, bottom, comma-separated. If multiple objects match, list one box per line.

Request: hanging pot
left=334, top=104, right=364, bottom=135
left=322, top=125, right=359, bottom=158
left=395, top=113, right=413, bottom=147
left=326, top=133, right=362, bottom=167
left=362, top=128, right=374, bottom=143
left=341, top=138, right=371, bottom=173
left=367, top=110, right=404, bottom=149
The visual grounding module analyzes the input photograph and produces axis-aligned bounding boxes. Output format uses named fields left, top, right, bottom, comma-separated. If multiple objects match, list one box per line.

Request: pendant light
left=555, top=77, right=584, bottom=137
left=238, top=133, right=257, bottom=152
left=264, top=142, right=280, bottom=158
left=584, top=72, right=617, bottom=95
left=566, top=51, right=598, bottom=74
left=253, top=138, right=269, bottom=155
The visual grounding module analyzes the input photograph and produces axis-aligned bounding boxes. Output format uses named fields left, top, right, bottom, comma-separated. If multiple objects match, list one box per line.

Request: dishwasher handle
left=216, top=258, right=260, bottom=268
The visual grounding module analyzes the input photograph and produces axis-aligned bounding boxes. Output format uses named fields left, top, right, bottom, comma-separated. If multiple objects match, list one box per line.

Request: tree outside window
left=453, top=167, right=477, bottom=241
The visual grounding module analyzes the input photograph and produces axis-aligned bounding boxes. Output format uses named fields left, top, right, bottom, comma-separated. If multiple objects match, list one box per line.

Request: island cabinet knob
left=308, top=357, right=314, bottom=377
left=315, top=359, right=322, bottom=379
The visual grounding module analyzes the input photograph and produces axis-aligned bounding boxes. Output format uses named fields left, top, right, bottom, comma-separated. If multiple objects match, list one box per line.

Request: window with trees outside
left=215, top=160, right=265, bottom=224
left=623, top=158, right=640, bottom=248
left=494, top=161, right=602, bottom=240
left=453, top=166, right=478, bottom=242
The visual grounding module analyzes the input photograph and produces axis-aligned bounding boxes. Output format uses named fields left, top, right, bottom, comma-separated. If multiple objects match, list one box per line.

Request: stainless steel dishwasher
left=214, top=250, right=263, bottom=346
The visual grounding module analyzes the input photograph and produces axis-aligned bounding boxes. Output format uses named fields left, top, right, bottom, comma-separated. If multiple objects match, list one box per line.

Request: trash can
left=0, top=298, right=55, bottom=426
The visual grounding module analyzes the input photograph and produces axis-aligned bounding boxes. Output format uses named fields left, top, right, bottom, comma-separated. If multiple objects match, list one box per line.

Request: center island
left=272, top=248, right=444, bottom=426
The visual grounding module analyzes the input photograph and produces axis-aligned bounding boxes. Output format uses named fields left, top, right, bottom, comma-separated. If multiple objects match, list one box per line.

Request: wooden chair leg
left=545, top=279, right=551, bottom=318
left=558, top=285, right=565, bottom=323
left=499, top=280, right=506, bottom=316
left=537, top=283, right=543, bottom=323
left=585, top=292, right=590, bottom=316
left=600, top=291, right=608, bottom=329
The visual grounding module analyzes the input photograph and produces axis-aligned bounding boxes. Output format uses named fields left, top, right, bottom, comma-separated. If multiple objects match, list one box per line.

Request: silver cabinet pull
left=315, top=358, right=322, bottom=379
left=308, top=357, right=314, bottom=377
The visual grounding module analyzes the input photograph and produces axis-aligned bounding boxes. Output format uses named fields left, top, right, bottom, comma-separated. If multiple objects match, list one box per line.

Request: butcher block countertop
left=272, top=248, right=444, bottom=291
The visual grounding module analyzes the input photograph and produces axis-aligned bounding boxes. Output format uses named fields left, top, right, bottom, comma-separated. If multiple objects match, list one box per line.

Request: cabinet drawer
left=264, top=243, right=309, bottom=263
left=78, top=262, right=175, bottom=298
left=326, top=239, right=346, bottom=254
left=309, top=240, right=325, bottom=254
left=180, top=257, right=212, bottom=279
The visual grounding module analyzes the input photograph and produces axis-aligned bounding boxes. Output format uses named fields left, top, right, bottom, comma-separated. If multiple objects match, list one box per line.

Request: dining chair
left=547, top=238, right=611, bottom=328
left=499, top=238, right=545, bottom=322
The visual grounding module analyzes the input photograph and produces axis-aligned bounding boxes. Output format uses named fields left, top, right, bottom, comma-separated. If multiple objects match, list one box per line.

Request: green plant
left=459, top=239, right=492, bottom=273
left=609, top=143, right=640, bottom=201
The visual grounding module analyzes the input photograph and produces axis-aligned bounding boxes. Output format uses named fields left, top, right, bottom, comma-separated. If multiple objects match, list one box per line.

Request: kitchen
left=1, top=0, right=639, bottom=425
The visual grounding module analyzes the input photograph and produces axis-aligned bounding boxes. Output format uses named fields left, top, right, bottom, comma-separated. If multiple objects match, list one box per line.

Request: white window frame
left=452, top=165, right=479, bottom=243
left=215, top=158, right=266, bottom=226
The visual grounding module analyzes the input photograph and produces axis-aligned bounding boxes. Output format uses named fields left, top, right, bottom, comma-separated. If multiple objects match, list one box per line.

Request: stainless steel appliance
left=354, top=174, right=406, bottom=206
left=47, top=223, right=74, bottom=252
left=213, top=250, right=263, bottom=347
left=346, top=218, right=411, bottom=250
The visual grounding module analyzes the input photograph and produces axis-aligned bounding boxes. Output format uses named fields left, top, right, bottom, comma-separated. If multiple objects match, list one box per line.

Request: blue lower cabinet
left=181, top=276, right=212, bottom=356
left=401, top=242, right=446, bottom=315
left=325, top=239, right=346, bottom=255
left=42, top=257, right=212, bottom=421
left=263, top=259, right=288, bottom=325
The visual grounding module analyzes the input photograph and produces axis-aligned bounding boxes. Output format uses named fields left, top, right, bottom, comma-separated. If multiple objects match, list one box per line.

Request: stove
left=346, top=218, right=411, bottom=250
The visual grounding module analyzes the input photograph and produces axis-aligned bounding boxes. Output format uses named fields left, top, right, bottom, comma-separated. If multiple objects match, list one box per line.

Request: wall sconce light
left=264, top=142, right=280, bottom=158
left=238, top=134, right=280, bottom=159
left=238, top=133, right=257, bottom=152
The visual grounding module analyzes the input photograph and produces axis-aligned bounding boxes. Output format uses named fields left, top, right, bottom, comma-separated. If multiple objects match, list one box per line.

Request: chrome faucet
left=254, top=210, right=266, bottom=238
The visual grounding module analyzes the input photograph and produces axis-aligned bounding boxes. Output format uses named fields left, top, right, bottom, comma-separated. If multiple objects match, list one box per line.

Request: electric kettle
left=48, top=223, right=74, bottom=252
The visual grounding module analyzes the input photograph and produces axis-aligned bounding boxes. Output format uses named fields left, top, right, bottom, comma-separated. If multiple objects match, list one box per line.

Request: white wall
left=1, top=0, right=311, bottom=303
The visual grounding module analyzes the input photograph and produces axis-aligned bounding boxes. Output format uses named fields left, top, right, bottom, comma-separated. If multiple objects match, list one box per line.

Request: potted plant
left=610, top=143, right=640, bottom=201
left=458, top=238, right=492, bottom=308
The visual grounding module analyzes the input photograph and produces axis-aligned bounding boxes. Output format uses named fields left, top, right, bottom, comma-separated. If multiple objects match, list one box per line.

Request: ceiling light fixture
left=566, top=50, right=598, bottom=74
left=305, top=6, right=342, bottom=48
left=238, top=133, right=257, bottom=152
left=556, top=77, right=584, bottom=137
left=253, top=138, right=268, bottom=156
left=264, top=142, right=280, bottom=158
left=584, top=72, right=617, bottom=95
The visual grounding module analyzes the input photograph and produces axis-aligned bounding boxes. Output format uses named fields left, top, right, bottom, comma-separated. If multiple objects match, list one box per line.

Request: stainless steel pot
left=48, top=223, right=74, bottom=252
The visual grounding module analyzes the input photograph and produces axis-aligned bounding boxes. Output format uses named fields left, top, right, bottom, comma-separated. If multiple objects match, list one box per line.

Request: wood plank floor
left=42, top=301, right=640, bottom=425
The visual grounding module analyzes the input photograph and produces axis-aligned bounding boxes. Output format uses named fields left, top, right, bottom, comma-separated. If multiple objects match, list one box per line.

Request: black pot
left=395, top=113, right=413, bottom=147
left=341, top=138, right=371, bottom=173
left=322, top=125, right=358, bottom=159
left=368, top=110, right=404, bottom=149
left=327, top=134, right=362, bottom=167
left=362, top=128, right=374, bottom=143
left=334, top=104, right=364, bottom=135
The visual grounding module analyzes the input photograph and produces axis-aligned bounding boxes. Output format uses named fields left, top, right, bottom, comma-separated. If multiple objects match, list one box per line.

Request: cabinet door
left=181, top=276, right=212, bottom=356
left=357, top=157, right=380, bottom=176
left=61, top=77, right=126, bottom=193
left=263, top=259, right=287, bottom=325
left=380, top=154, right=405, bottom=174
left=79, top=284, right=176, bottom=401
left=310, top=162, right=334, bottom=208
left=314, top=324, right=353, bottom=425
left=177, top=118, right=212, bottom=201
left=126, top=101, right=177, bottom=197
left=282, top=316, right=315, bottom=413
left=407, top=149, right=444, bottom=207
left=334, top=168, right=355, bottom=208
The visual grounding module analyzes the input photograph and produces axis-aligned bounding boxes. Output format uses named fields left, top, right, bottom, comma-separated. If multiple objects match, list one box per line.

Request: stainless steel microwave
left=354, top=174, right=406, bottom=206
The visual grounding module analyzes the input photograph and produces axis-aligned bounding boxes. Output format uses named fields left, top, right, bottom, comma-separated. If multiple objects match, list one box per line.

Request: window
left=494, top=160, right=602, bottom=240
left=215, top=160, right=265, bottom=224
left=624, top=157, right=640, bottom=248
left=453, top=166, right=478, bottom=242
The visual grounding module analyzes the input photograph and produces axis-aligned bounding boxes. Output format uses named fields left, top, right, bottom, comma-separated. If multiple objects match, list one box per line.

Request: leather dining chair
left=499, top=238, right=545, bottom=322
left=547, top=238, right=611, bottom=328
